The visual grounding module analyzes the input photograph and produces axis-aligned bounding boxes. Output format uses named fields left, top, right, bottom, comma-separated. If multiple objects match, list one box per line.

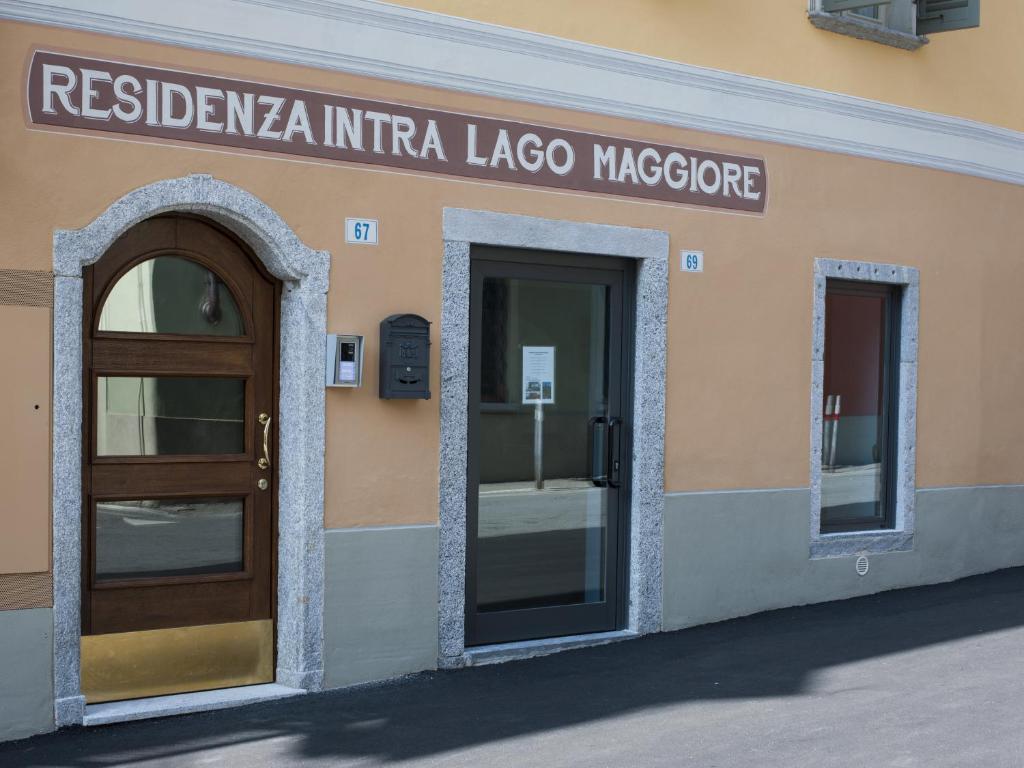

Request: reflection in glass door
left=466, top=249, right=633, bottom=646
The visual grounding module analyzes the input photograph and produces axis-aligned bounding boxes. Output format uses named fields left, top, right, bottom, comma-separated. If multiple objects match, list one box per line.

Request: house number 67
left=346, top=218, right=379, bottom=245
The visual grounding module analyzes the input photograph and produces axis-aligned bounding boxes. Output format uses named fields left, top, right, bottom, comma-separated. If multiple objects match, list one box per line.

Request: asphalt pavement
left=4, top=567, right=1024, bottom=767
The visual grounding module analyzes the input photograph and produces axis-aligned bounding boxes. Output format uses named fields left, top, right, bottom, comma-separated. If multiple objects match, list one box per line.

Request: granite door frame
left=51, top=175, right=330, bottom=725
left=437, top=208, right=669, bottom=664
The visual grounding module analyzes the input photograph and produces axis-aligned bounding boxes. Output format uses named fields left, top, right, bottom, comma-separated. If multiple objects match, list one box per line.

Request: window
left=820, top=281, right=899, bottom=532
left=810, top=259, right=918, bottom=559
left=843, top=3, right=884, bottom=23
left=96, top=376, right=245, bottom=456
left=809, top=1, right=980, bottom=49
left=814, top=0, right=916, bottom=39
left=916, top=0, right=981, bottom=34
left=99, top=256, right=245, bottom=336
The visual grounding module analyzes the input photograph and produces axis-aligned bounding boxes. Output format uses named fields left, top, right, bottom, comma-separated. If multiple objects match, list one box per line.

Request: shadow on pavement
left=3, top=567, right=1023, bottom=767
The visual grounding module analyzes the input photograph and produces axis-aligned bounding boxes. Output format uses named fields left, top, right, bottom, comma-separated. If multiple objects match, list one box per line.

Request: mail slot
left=379, top=314, right=431, bottom=399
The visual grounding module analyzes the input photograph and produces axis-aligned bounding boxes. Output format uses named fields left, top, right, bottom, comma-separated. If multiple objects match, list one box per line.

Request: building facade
left=1, top=0, right=1022, bottom=742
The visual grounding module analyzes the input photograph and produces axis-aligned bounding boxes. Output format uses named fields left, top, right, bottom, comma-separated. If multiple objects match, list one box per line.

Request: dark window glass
left=97, top=376, right=244, bottom=456
left=95, top=498, right=244, bottom=581
left=847, top=5, right=880, bottom=20
left=476, top=277, right=609, bottom=612
left=821, top=281, right=899, bottom=531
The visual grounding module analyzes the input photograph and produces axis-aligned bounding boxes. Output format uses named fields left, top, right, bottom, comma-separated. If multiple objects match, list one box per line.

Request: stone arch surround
left=51, top=174, right=330, bottom=725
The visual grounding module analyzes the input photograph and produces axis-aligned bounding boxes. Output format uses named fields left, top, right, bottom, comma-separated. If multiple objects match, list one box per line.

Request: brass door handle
left=258, top=412, right=271, bottom=470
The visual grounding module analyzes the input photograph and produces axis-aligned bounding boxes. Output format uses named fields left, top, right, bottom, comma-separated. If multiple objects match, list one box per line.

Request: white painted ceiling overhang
left=2, top=0, right=1023, bottom=186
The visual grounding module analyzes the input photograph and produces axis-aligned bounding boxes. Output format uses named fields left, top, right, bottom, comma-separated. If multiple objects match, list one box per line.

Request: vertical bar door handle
left=589, top=416, right=608, bottom=486
left=258, top=412, right=271, bottom=470
left=607, top=417, right=623, bottom=488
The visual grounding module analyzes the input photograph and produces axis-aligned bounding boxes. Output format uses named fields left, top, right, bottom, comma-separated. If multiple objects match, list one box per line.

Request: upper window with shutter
left=916, top=0, right=981, bottom=34
left=810, top=0, right=979, bottom=49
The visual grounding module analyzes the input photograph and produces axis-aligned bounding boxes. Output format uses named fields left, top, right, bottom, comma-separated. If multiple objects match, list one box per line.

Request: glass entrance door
left=466, top=249, right=632, bottom=646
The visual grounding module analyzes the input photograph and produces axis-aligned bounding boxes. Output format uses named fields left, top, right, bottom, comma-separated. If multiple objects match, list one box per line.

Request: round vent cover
left=855, top=555, right=870, bottom=576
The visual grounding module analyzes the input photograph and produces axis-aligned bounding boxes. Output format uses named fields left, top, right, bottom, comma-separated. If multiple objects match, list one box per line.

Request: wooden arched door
left=80, top=215, right=279, bottom=703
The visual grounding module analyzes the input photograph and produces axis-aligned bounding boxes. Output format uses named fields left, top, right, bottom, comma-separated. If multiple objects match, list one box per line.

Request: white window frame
left=843, top=3, right=888, bottom=25
left=809, top=258, right=919, bottom=559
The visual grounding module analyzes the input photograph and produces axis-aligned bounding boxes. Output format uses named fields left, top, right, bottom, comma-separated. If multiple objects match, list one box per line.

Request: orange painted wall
left=0, top=306, right=51, bottom=573
left=2, top=20, right=1024, bottom=547
left=390, top=0, right=1024, bottom=133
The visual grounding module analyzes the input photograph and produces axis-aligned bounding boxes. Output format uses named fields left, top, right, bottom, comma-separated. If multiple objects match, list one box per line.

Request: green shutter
left=916, top=0, right=980, bottom=33
left=822, top=0, right=891, bottom=11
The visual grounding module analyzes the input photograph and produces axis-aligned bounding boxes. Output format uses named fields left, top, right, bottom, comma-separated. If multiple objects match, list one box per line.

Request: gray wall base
left=664, top=486, right=1024, bottom=630
left=0, top=608, right=55, bottom=741
left=323, top=526, right=439, bottom=689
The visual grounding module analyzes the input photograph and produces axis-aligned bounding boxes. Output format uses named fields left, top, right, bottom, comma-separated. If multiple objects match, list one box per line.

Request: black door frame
left=465, top=245, right=636, bottom=646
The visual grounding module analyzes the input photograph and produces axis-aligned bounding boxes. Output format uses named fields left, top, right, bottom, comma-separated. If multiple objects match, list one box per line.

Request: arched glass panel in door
left=98, top=255, right=245, bottom=336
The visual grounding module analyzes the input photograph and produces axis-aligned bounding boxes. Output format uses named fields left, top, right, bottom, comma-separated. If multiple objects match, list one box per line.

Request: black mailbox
left=379, top=314, right=431, bottom=399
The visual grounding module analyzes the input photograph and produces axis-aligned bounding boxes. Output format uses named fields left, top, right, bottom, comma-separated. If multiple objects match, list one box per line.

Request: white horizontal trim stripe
left=665, top=487, right=809, bottom=497
left=917, top=483, right=1024, bottom=493
left=325, top=523, right=438, bottom=533
left=2, top=0, right=1024, bottom=185
left=666, top=484, right=1024, bottom=497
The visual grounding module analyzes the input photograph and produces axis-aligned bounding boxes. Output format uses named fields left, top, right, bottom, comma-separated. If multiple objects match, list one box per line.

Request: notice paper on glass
left=522, top=346, right=555, bottom=405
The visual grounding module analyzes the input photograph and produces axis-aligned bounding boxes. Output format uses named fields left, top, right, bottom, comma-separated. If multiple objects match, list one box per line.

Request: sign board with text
left=27, top=51, right=767, bottom=213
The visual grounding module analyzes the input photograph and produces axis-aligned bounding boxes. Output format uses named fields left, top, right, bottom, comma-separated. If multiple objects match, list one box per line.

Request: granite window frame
left=808, top=0, right=929, bottom=50
left=810, top=258, right=919, bottom=559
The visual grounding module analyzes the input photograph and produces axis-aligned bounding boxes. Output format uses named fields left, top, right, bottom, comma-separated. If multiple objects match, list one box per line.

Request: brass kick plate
left=81, top=619, right=273, bottom=703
